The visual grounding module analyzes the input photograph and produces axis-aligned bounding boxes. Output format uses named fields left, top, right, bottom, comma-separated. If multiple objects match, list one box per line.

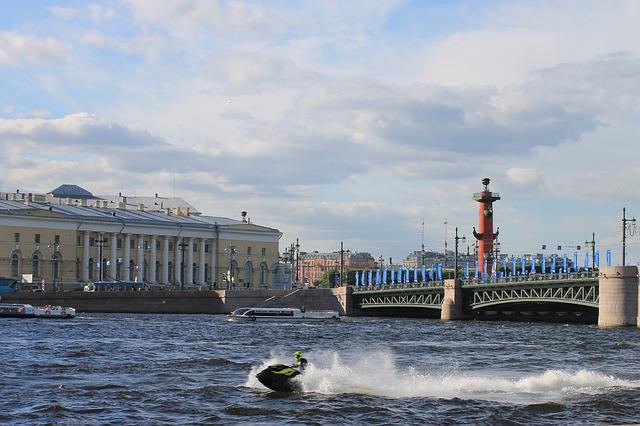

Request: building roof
left=48, top=184, right=94, bottom=199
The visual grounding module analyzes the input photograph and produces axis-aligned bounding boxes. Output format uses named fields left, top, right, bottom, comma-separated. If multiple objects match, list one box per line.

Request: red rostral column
left=472, top=178, right=500, bottom=275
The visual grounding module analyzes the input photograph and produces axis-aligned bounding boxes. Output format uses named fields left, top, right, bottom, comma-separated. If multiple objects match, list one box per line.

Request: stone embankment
left=0, top=287, right=353, bottom=315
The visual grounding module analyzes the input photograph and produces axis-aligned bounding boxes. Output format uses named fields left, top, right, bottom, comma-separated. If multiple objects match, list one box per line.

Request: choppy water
left=2, top=314, right=639, bottom=425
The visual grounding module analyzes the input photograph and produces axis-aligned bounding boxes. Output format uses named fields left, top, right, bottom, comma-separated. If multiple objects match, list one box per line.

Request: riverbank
left=0, top=287, right=353, bottom=315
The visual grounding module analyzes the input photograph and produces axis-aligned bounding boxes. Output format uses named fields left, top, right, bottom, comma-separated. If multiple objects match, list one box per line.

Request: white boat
left=0, top=303, right=75, bottom=319
left=227, top=307, right=340, bottom=322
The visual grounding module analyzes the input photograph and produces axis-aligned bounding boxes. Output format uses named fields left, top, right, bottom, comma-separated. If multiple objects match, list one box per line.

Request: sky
left=1, top=0, right=640, bottom=263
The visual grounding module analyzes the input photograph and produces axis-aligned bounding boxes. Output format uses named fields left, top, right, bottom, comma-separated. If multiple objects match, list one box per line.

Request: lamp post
left=339, top=241, right=350, bottom=287
left=48, top=242, right=62, bottom=292
left=178, top=241, right=187, bottom=290
left=585, top=232, right=596, bottom=270
left=96, top=234, right=106, bottom=281
left=443, top=218, right=448, bottom=270
left=622, top=207, right=636, bottom=266
left=454, top=227, right=466, bottom=281
left=224, top=243, right=236, bottom=289
left=294, top=238, right=300, bottom=288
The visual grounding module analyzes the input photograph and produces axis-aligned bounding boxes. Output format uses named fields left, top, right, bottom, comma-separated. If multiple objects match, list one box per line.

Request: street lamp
left=622, top=207, right=636, bottom=266
left=178, top=241, right=187, bottom=290
left=295, top=238, right=300, bottom=288
left=96, top=234, right=106, bottom=281
left=585, top=232, right=596, bottom=270
left=454, top=227, right=466, bottom=281
left=339, top=241, right=350, bottom=287
left=48, top=241, right=62, bottom=292
left=223, top=243, right=236, bottom=289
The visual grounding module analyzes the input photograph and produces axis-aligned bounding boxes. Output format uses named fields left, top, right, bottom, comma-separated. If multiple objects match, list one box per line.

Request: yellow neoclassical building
left=0, top=185, right=282, bottom=289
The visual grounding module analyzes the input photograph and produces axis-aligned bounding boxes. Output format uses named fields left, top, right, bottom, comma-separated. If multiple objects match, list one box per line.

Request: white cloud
left=505, top=168, right=539, bottom=187
left=0, top=32, right=72, bottom=67
left=49, top=5, right=79, bottom=19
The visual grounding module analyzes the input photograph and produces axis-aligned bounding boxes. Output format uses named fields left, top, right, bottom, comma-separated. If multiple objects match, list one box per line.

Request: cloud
left=0, top=32, right=72, bottom=67
left=505, top=168, right=539, bottom=187
left=49, top=6, right=79, bottom=19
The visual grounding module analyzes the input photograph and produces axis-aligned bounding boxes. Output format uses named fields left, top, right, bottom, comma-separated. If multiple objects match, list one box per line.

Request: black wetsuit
left=294, top=358, right=308, bottom=370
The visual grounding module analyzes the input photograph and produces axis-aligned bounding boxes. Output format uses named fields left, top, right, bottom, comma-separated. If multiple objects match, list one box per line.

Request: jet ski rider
left=293, top=351, right=308, bottom=370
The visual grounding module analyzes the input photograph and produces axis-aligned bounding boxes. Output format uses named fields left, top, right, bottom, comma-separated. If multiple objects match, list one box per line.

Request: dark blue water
left=2, top=314, right=639, bottom=425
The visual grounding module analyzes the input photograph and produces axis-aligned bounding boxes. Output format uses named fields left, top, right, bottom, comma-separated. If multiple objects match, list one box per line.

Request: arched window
left=260, top=262, right=268, bottom=286
left=32, top=254, right=40, bottom=278
left=11, top=252, right=20, bottom=278
left=244, top=261, right=253, bottom=288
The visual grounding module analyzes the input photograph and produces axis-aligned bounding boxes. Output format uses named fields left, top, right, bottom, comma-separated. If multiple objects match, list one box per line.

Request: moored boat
left=0, top=303, right=76, bottom=319
left=227, top=307, right=340, bottom=322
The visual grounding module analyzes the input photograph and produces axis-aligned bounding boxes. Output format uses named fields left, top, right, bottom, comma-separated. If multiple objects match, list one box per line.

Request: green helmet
left=294, top=351, right=303, bottom=359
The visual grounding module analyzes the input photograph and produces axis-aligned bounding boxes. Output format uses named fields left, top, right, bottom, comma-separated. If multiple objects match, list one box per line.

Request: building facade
left=0, top=186, right=281, bottom=289
left=298, top=251, right=376, bottom=285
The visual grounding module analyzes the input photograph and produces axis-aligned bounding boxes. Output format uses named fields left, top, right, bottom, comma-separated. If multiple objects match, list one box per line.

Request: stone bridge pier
left=598, top=265, right=639, bottom=327
left=441, top=279, right=463, bottom=320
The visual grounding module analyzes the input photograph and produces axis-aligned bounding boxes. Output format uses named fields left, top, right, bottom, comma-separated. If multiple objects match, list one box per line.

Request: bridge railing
left=351, top=271, right=599, bottom=292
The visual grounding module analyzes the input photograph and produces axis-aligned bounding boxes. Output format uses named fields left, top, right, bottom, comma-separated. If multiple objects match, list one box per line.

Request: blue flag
left=521, top=256, right=526, bottom=275
left=437, top=263, right=442, bottom=280
left=413, top=266, right=417, bottom=283
left=397, top=266, right=402, bottom=283
left=422, top=265, right=426, bottom=282
left=563, top=254, right=567, bottom=273
left=355, top=271, right=359, bottom=287
left=606, top=249, right=611, bottom=267
left=512, top=257, right=516, bottom=276
left=430, top=265, right=434, bottom=280
left=475, top=260, right=479, bottom=278
left=391, top=267, right=395, bottom=284
left=361, top=271, right=365, bottom=286
left=405, top=267, right=409, bottom=283
left=383, top=268, right=387, bottom=284
left=573, top=251, right=578, bottom=272
left=375, top=269, right=380, bottom=285
left=465, top=262, right=469, bottom=278
left=542, top=256, right=546, bottom=274
left=493, top=259, right=497, bottom=276
left=584, top=252, right=589, bottom=270
left=551, top=255, right=556, bottom=273
left=595, top=251, right=600, bottom=268
left=483, top=259, right=488, bottom=277
left=369, top=269, right=373, bottom=285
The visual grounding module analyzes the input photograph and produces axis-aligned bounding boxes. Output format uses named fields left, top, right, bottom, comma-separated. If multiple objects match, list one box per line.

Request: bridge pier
left=441, top=279, right=463, bottom=320
left=598, top=266, right=639, bottom=327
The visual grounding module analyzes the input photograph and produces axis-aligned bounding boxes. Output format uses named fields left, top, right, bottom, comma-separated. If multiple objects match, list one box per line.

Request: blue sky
left=1, top=0, right=640, bottom=263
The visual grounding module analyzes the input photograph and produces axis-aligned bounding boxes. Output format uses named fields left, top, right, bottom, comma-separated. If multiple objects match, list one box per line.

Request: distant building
left=0, top=185, right=281, bottom=289
left=298, top=251, right=376, bottom=285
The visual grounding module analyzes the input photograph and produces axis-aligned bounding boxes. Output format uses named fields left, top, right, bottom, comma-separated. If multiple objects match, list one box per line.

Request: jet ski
left=256, top=364, right=302, bottom=392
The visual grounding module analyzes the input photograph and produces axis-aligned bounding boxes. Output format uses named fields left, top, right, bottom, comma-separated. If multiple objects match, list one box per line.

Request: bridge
left=352, top=271, right=600, bottom=322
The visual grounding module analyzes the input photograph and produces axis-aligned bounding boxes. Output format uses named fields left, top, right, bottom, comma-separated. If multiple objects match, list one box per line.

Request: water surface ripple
left=2, top=314, right=639, bottom=425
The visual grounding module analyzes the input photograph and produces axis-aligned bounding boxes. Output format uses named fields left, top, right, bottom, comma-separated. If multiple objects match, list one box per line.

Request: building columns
left=162, top=236, right=169, bottom=284
left=136, top=235, right=145, bottom=282
left=110, top=232, right=117, bottom=280
left=123, top=233, right=131, bottom=281
left=149, top=235, right=157, bottom=284
left=82, top=231, right=90, bottom=281
left=186, top=238, right=194, bottom=285
left=198, top=238, right=206, bottom=287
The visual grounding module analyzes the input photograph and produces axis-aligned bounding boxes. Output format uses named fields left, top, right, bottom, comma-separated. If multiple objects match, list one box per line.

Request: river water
left=2, top=314, right=639, bottom=425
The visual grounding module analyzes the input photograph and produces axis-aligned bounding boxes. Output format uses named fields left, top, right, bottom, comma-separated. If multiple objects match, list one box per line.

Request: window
left=88, top=258, right=94, bottom=280
left=54, top=235, right=60, bottom=244
left=169, top=242, right=174, bottom=251
left=11, top=253, right=19, bottom=277
left=205, top=244, right=209, bottom=253
left=32, top=254, right=40, bottom=278
left=77, top=235, right=82, bottom=246
left=156, top=240, right=161, bottom=250
left=103, top=238, right=109, bottom=247
left=262, top=248, right=266, bottom=256
left=35, top=234, right=41, bottom=244
left=117, top=238, right=122, bottom=249
left=247, top=247, right=252, bottom=256
left=130, top=239, right=135, bottom=249
left=14, top=233, right=20, bottom=243
left=194, top=243, right=198, bottom=252
left=89, top=237, right=95, bottom=247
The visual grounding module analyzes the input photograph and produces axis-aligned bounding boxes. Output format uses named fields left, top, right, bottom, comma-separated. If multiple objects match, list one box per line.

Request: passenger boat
left=227, top=307, right=340, bottom=322
left=0, top=303, right=76, bottom=319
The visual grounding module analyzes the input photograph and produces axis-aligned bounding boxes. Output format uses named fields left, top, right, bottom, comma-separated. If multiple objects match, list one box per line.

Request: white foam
left=246, top=349, right=640, bottom=403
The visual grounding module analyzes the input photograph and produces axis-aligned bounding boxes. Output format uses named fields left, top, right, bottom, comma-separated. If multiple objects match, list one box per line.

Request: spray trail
left=246, top=350, right=640, bottom=403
